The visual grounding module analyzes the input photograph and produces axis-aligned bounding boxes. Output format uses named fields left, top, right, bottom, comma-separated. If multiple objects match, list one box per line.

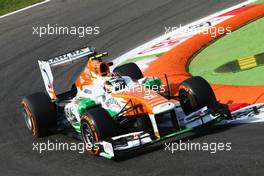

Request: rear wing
left=38, top=46, right=96, bottom=100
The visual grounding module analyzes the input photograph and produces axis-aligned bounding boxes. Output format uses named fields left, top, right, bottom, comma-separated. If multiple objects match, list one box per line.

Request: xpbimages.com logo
left=32, top=140, right=99, bottom=154
left=164, top=140, right=232, bottom=154
left=32, top=24, right=100, bottom=38
left=164, top=24, right=232, bottom=38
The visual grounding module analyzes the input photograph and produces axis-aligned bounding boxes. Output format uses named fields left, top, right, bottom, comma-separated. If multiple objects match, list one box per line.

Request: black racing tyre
left=71, top=83, right=77, bottom=91
left=179, top=76, right=217, bottom=115
left=80, top=107, right=118, bottom=155
left=113, top=63, right=144, bottom=80
left=21, top=92, right=57, bottom=138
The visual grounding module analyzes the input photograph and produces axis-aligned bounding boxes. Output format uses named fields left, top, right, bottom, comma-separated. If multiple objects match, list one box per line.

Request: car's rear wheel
left=179, top=76, right=218, bottom=115
left=113, top=63, right=144, bottom=80
left=80, top=107, right=118, bottom=155
left=21, top=92, right=57, bottom=138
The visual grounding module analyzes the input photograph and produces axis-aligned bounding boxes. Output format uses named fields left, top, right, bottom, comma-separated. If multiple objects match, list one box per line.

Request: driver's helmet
left=104, top=73, right=127, bottom=92
left=87, top=58, right=110, bottom=76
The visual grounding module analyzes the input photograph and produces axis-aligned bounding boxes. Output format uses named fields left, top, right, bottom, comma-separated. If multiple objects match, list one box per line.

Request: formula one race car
left=21, top=46, right=231, bottom=159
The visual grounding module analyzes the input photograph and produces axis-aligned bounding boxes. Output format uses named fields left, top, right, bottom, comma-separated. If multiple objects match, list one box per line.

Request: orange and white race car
left=21, top=46, right=231, bottom=159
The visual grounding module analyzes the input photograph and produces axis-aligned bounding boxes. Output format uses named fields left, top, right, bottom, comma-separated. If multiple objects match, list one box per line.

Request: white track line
left=0, top=0, right=51, bottom=19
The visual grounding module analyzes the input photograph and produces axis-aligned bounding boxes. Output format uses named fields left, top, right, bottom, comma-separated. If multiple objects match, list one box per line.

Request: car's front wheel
left=179, top=76, right=218, bottom=115
left=80, top=107, right=118, bottom=155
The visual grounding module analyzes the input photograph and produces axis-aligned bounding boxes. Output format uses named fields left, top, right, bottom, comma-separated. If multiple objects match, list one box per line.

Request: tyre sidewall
left=179, top=76, right=217, bottom=115
left=81, top=115, right=100, bottom=155
left=21, top=92, right=57, bottom=138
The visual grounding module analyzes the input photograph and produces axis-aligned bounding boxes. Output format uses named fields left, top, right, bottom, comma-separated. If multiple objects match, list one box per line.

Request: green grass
left=189, top=17, right=264, bottom=86
left=255, top=0, right=264, bottom=4
left=0, top=0, right=43, bottom=16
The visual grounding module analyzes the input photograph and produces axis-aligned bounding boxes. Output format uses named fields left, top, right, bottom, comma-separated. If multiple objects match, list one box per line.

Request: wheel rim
left=180, top=89, right=192, bottom=104
left=81, top=122, right=96, bottom=148
left=179, top=89, right=198, bottom=113
left=23, top=108, right=33, bottom=131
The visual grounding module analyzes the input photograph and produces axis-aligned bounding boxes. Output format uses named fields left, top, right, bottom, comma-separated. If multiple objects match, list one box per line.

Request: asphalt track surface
left=0, top=0, right=263, bottom=175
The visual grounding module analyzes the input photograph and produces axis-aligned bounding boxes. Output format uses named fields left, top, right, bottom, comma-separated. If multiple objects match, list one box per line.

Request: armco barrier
left=144, top=4, right=264, bottom=104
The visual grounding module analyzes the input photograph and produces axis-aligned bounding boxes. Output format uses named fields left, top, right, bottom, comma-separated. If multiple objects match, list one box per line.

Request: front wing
left=98, top=106, right=224, bottom=159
